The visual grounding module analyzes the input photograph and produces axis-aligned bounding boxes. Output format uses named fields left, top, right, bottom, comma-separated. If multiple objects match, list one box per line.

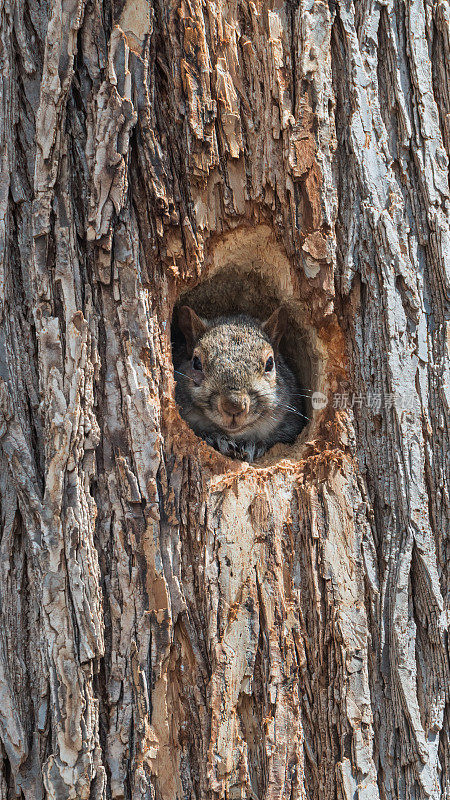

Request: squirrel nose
left=218, top=392, right=250, bottom=417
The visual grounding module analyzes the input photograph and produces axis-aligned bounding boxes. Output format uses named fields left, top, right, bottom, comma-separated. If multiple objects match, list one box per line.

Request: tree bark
left=0, top=1, right=448, bottom=799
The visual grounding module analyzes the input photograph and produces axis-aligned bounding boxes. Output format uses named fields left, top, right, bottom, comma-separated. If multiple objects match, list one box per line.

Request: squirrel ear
left=262, top=306, right=288, bottom=349
left=178, top=306, right=208, bottom=353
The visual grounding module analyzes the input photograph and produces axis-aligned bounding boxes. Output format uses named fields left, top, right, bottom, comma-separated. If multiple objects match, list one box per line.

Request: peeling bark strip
left=0, top=0, right=448, bottom=798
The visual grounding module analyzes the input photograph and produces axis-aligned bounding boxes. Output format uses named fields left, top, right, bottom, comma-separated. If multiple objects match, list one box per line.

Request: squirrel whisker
left=174, top=370, right=193, bottom=380
left=275, top=403, right=310, bottom=421
left=284, top=409, right=310, bottom=421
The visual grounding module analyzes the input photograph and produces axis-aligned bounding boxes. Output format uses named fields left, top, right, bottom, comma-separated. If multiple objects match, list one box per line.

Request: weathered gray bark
left=0, top=1, right=448, bottom=799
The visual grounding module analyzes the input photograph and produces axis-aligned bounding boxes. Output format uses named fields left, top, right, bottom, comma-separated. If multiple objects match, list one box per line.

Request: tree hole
left=170, top=227, right=323, bottom=464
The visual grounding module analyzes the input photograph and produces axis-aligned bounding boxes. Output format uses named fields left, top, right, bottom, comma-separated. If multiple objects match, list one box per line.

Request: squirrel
left=174, top=305, right=305, bottom=462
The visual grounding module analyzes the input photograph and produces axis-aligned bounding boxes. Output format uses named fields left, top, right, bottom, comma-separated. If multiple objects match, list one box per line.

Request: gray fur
left=175, top=310, right=304, bottom=462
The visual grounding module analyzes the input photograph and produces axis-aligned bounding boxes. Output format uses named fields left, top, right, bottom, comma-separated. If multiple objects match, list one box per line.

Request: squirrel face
left=176, top=306, right=289, bottom=439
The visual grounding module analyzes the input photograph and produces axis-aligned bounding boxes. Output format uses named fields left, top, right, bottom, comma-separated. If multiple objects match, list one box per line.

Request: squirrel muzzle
left=217, top=392, right=250, bottom=429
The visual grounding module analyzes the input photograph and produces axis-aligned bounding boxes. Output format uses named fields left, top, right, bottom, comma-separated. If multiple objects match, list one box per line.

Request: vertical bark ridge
left=333, top=2, right=449, bottom=798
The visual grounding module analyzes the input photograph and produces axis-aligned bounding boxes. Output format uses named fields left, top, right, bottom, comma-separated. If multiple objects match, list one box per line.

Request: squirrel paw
left=240, top=441, right=267, bottom=462
left=205, top=435, right=237, bottom=458
left=217, top=436, right=235, bottom=456
left=205, top=435, right=266, bottom=463
left=239, top=442, right=257, bottom=462
left=216, top=438, right=254, bottom=461
left=254, top=442, right=267, bottom=459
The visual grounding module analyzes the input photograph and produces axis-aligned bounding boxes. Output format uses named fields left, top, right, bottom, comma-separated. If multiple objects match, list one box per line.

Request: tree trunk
left=0, top=0, right=448, bottom=798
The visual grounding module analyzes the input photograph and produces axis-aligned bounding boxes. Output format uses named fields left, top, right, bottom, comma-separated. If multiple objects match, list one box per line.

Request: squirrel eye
left=192, top=355, right=203, bottom=371
left=264, top=356, right=274, bottom=372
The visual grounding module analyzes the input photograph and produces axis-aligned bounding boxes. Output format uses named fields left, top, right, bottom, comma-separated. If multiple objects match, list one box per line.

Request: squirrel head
left=177, top=306, right=288, bottom=436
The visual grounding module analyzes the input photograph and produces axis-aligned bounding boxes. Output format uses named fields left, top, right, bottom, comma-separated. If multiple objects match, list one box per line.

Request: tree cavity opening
left=171, top=226, right=323, bottom=463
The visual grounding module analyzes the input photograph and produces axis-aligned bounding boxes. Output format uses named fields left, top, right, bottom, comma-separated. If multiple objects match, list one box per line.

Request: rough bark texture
left=0, top=1, right=448, bottom=799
